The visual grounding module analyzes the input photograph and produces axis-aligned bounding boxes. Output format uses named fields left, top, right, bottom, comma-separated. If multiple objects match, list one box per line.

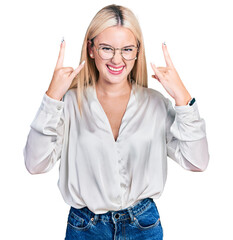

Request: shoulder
left=60, top=89, right=79, bottom=113
left=133, top=84, right=169, bottom=113
left=62, top=88, right=77, bottom=102
left=144, top=87, right=165, bottom=99
left=141, top=86, right=168, bottom=105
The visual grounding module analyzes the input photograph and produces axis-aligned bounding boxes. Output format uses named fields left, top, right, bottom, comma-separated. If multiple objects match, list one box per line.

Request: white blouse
left=23, top=82, right=209, bottom=214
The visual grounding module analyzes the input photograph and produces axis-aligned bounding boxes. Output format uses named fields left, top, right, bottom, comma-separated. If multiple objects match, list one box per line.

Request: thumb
left=150, top=62, right=163, bottom=80
left=152, top=75, right=161, bottom=82
left=69, top=60, right=85, bottom=80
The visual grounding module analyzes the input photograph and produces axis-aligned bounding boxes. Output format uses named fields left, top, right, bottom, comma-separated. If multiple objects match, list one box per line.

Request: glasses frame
left=89, top=40, right=139, bottom=61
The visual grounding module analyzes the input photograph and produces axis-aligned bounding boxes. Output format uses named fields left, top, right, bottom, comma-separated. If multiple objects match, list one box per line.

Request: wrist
left=175, top=95, right=192, bottom=106
left=46, top=90, right=62, bottom=101
left=174, top=87, right=192, bottom=106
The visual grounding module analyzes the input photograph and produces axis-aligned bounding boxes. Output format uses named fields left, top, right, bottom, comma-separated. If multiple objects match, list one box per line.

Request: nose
left=111, top=49, right=123, bottom=65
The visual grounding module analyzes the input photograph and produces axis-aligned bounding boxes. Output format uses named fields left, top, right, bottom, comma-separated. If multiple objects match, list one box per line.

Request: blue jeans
left=65, top=198, right=163, bottom=239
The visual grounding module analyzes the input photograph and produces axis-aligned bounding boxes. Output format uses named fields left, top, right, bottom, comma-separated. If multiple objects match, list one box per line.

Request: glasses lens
left=122, top=47, right=138, bottom=60
left=98, top=46, right=138, bottom=60
left=99, top=46, right=114, bottom=60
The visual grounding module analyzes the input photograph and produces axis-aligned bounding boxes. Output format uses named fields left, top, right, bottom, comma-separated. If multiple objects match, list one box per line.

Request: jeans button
left=115, top=213, right=120, bottom=219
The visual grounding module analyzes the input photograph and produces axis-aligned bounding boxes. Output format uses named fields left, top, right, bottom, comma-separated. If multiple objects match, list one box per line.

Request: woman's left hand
left=151, top=43, right=192, bottom=106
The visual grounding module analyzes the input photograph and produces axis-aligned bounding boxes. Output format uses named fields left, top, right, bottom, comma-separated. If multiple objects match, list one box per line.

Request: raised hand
left=150, top=43, right=192, bottom=106
left=46, top=39, right=85, bottom=101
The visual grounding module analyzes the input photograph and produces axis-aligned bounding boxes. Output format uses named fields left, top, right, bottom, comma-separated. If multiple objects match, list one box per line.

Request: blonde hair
left=68, top=4, right=148, bottom=115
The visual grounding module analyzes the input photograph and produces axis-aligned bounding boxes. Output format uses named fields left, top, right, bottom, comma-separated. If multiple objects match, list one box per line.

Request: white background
left=1, top=0, right=232, bottom=239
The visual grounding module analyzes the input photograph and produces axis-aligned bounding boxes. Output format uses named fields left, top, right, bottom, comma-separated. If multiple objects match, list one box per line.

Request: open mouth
left=106, top=64, right=125, bottom=75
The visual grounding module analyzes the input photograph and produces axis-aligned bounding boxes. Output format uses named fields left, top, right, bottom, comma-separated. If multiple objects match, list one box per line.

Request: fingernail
left=81, top=60, right=85, bottom=65
left=163, top=41, right=166, bottom=46
left=61, top=36, right=64, bottom=43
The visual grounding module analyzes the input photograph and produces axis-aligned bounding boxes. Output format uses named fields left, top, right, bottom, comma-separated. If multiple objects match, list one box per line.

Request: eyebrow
left=99, top=43, right=136, bottom=48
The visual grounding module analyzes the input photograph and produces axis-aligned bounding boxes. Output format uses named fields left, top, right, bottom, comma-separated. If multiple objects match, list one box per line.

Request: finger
left=156, top=67, right=172, bottom=71
left=55, top=40, right=66, bottom=70
left=62, top=67, right=74, bottom=73
left=150, top=62, right=163, bottom=79
left=152, top=75, right=161, bottom=82
left=156, top=67, right=172, bottom=73
left=162, top=43, right=174, bottom=68
left=68, top=60, right=85, bottom=80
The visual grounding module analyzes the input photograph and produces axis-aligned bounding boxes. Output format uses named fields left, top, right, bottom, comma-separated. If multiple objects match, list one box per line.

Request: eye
left=100, top=46, right=113, bottom=52
left=123, top=48, right=133, bottom=52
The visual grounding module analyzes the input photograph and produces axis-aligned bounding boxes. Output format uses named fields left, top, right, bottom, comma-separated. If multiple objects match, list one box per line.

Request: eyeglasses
left=93, top=44, right=139, bottom=61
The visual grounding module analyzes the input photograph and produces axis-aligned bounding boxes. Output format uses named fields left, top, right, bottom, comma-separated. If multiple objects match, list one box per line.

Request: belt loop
left=127, top=207, right=135, bottom=223
left=92, top=214, right=99, bottom=225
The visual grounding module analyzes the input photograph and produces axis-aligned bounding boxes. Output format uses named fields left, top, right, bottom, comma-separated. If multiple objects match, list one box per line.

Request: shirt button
left=56, top=106, right=62, bottom=110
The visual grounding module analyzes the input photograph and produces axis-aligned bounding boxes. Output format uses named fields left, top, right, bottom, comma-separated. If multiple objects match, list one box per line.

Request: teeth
left=107, top=65, right=124, bottom=71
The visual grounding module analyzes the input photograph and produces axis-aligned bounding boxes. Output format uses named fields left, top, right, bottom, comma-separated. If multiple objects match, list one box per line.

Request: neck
left=95, top=79, right=132, bottom=98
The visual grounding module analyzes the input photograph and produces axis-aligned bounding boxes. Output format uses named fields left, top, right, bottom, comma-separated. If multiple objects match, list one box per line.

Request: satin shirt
left=23, top=82, right=209, bottom=214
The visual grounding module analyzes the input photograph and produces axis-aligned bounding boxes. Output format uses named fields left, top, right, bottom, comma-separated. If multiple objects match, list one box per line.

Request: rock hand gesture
left=46, top=38, right=85, bottom=101
left=151, top=43, right=192, bottom=106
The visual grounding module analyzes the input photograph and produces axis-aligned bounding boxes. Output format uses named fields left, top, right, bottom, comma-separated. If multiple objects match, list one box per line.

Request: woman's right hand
left=46, top=39, right=85, bottom=101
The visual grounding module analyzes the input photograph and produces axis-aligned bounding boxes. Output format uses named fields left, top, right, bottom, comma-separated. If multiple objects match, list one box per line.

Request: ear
left=87, top=41, right=95, bottom=59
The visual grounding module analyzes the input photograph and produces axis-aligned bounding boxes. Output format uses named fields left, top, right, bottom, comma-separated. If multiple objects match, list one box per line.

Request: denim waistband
left=70, top=198, right=154, bottom=224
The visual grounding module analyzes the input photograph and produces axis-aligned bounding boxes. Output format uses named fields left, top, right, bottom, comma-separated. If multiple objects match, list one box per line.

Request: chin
left=105, top=75, right=128, bottom=84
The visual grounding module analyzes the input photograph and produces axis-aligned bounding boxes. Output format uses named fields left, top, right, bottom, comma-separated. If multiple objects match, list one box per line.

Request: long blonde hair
left=68, top=4, right=148, bottom=114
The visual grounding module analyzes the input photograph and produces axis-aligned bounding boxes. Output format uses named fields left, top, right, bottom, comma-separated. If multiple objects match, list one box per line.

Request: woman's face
left=89, top=26, right=137, bottom=86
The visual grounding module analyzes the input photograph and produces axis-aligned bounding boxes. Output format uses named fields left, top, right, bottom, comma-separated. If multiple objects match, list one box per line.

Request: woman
left=23, top=4, right=209, bottom=240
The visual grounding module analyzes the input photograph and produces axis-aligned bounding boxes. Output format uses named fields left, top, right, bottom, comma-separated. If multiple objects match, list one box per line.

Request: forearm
left=24, top=93, right=65, bottom=174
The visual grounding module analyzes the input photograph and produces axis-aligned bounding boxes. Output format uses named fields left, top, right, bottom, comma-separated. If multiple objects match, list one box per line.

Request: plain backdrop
left=1, top=0, right=232, bottom=239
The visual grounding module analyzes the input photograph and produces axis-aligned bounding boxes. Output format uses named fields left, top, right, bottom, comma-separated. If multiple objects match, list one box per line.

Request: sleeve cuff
left=173, top=100, right=201, bottom=122
left=40, top=92, right=65, bottom=115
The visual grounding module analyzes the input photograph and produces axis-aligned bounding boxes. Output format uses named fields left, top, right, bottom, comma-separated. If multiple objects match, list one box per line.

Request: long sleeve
left=166, top=98, right=209, bottom=171
left=23, top=93, right=65, bottom=174
left=22, top=84, right=210, bottom=214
